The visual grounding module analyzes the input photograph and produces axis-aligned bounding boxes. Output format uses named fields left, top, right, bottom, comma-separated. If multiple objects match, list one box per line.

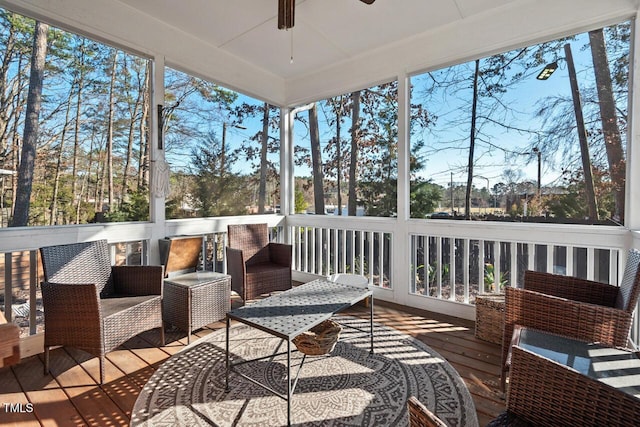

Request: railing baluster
left=495, top=242, right=502, bottom=293
left=298, top=227, right=303, bottom=272
left=609, top=248, right=617, bottom=285
left=410, top=235, right=416, bottom=293
left=378, top=232, right=385, bottom=288
left=359, top=230, right=365, bottom=276
left=316, top=227, right=321, bottom=276
left=310, top=227, right=315, bottom=275
left=449, top=239, right=456, bottom=301
left=436, top=237, right=442, bottom=298
left=510, top=242, right=517, bottom=288
left=424, top=235, right=430, bottom=296
left=341, top=229, right=347, bottom=273
left=566, top=245, right=574, bottom=277
left=324, top=228, right=329, bottom=276
left=463, top=238, right=470, bottom=303
left=479, top=239, right=485, bottom=294
left=546, top=244, right=554, bottom=273
left=587, top=247, right=595, bottom=280
left=527, top=243, right=535, bottom=273
left=304, top=227, right=309, bottom=273
left=330, top=228, right=336, bottom=275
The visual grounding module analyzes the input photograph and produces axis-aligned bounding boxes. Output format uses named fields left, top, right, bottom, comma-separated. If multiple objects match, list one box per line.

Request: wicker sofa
left=226, top=223, right=292, bottom=301
left=40, top=239, right=164, bottom=384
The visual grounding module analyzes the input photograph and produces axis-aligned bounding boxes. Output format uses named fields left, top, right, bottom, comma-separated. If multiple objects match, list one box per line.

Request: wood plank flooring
left=0, top=300, right=505, bottom=426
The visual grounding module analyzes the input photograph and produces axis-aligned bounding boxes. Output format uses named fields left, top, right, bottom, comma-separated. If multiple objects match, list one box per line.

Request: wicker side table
left=475, top=294, right=505, bottom=345
left=163, top=271, right=231, bottom=343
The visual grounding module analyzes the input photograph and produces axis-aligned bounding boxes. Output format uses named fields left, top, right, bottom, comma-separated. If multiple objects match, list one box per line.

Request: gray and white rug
left=131, top=316, right=478, bottom=426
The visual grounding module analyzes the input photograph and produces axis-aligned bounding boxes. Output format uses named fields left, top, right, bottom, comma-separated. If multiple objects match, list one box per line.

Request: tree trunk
left=589, top=29, right=625, bottom=223
left=9, top=57, right=26, bottom=215
left=72, top=48, right=86, bottom=222
left=565, top=43, right=599, bottom=220
left=138, top=63, right=149, bottom=190
left=464, top=59, right=480, bottom=220
left=258, top=103, right=269, bottom=213
left=12, top=21, right=48, bottom=227
left=348, top=91, right=360, bottom=216
left=0, top=19, right=17, bottom=147
left=106, top=50, right=118, bottom=209
left=85, top=127, right=99, bottom=221
left=122, top=60, right=143, bottom=200
left=335, top=96, right=343, bottom=215
left=309, top=104, right=325, bottom=214
left=97, top=147, right=106, bottom=213
left=50, top=88, right=73, bottom=225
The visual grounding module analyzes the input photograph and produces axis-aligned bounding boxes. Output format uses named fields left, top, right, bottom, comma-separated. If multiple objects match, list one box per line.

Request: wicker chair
left=407, top=396, right=447, bottom=427
left=40, top=240, right=164, bottom=384
left=501, top=248, right=640, bottom=392
left=226, top=223, right=292, bottom=301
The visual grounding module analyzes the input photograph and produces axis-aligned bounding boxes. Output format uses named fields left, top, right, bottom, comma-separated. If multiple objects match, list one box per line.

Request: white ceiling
left=117, top=0, right=517, bottom=80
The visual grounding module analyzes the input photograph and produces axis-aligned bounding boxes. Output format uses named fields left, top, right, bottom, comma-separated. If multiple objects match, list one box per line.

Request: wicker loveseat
left=226, top=223, right=292, bottom=301
left=40, top=239, right=164, bottom=384
left=501, top=248, right=640, bottom=391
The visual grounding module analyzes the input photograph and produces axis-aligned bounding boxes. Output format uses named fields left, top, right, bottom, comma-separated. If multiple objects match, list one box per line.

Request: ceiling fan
left=278, top=0, right=376, bottom=30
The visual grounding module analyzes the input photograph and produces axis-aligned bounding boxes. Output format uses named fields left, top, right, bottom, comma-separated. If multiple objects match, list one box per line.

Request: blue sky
left=165, top=24, right=626, bottom=196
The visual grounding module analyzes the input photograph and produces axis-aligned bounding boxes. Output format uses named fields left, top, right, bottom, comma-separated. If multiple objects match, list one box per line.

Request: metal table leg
left=287, top=338, right=291, bottom=426
left=225, top=316, right=231, bottom=392
left=370, top=296, right=374, bottom=354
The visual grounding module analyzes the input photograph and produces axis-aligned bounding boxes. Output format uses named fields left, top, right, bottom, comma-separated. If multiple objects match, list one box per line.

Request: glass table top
left=518, top=328, right=640, bottom=398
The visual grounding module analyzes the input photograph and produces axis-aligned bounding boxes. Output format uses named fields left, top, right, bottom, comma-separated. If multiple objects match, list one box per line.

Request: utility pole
left=450, top=172, right=454, bottom=215
left=221, top=122, right=227, bottom=178
left=532, top=147, right=541, bottom=196
left=564, top=43, right=598, bottom=220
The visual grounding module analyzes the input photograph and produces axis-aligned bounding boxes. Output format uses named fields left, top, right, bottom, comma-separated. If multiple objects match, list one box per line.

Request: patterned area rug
left=131, top=316, right=478, bottom=427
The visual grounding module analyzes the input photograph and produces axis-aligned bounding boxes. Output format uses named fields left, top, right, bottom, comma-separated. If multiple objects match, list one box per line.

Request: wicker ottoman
left=475, top=294, right=505, bottom=345
left=163, top=271, right=231, bottom=343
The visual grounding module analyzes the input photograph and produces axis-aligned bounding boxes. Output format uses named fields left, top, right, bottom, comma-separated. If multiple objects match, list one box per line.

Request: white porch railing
left=287, top=216, right=393, bottom=289
left=286, top=215, right=637, bottom=346
left=1, top=215, right=639, bottom=348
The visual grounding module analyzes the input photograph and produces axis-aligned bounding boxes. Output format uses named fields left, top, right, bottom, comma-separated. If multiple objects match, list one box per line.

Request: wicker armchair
left=40, top=240, right=164, bottom=384
left=501, top=248, right=640, bottom=392
left=226, top=223, right=292, bottom=301
left=407, top=396, right=447, bottom=427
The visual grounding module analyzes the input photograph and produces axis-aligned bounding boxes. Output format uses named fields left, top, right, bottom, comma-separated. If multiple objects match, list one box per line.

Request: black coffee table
left=225, top=278, right=373, bottom=426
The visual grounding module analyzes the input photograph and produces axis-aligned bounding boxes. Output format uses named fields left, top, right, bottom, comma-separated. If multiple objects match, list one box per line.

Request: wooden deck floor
left=0, top=300, right=505, bottom=426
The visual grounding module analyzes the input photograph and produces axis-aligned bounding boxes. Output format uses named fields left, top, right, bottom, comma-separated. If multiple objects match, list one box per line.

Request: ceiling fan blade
left=360, top=0, right=376, bottom=4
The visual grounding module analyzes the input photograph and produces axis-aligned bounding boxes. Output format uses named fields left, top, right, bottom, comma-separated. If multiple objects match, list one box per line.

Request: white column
left=148, top=55, right=166, bottom=265
left=627, top=14, right=640, bottom=248
left=280, top=106, right=293, bottom=242
left=393, top=73, right=411, bottom=305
